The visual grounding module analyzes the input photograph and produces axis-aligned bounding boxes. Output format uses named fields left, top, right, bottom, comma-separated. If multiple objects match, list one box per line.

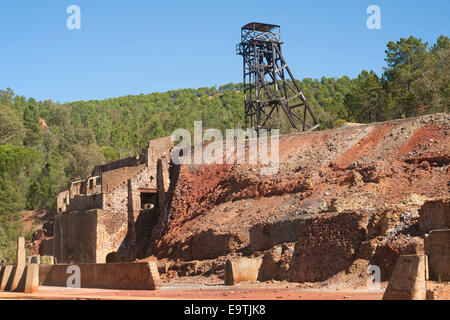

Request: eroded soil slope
left=151, top=113, right=449, bottom=283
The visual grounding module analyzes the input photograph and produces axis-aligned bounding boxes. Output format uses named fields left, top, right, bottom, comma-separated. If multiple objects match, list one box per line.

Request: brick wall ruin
left=52, top=136, right=173, bottom=264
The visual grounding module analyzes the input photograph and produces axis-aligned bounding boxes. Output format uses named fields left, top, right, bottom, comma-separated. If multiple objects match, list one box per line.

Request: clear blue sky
left=0, top=0, right=448, bottom=102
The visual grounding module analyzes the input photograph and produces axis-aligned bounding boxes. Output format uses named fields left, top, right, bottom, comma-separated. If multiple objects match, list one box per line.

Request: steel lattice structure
left=236, top=22, right=320, bottom=131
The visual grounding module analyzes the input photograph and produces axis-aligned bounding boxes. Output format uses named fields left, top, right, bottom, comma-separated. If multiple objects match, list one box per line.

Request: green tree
left=345, top=70, right=387, bottom=123
left=0, top=104, right=24, bottom=145
left=383, top=36, right=429, bottom=117
left=101, top=146, right=119, bottom=163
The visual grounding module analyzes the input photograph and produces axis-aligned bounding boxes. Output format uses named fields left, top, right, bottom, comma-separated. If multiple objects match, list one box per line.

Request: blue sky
left=0, top=0, right=448, bottom=102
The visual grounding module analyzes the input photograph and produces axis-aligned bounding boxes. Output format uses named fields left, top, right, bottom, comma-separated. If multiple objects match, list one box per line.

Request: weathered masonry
left=46, top=136, right=173, bottom=264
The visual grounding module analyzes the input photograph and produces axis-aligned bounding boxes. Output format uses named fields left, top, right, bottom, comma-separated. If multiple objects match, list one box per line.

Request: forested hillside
left=0, top=35, right=448, bottom=262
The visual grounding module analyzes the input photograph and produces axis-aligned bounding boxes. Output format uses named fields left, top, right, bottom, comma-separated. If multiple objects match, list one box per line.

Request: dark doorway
left=140, top=192, right=158, bottom=210
left=134, top=191, right=160, bottom=259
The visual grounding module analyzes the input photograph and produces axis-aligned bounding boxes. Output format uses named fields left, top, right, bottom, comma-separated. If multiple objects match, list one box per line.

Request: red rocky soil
left=149, top=113, right=449, bottom=286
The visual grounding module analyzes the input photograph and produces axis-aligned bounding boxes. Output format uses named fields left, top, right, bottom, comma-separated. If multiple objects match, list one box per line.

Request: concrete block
left=39, top=262, right=161, bottom=290
left=23, top=264, right=39, bottom=294
left=6, top=264, right=26, bottom=292
left=225, top=257, right=262, bottom=285
left=16, top=237, right=26, bottom=266
left=425, top=229, right=450, bottom=281
left=1, top=266, right=12, bottom=291
left=0, top=265, right=39, bottom=293
left=383, top=254, right=427, bottom=300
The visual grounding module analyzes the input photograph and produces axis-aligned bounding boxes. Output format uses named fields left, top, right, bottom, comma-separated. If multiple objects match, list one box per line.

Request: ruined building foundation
left=43, top=137, right=173, bottom=264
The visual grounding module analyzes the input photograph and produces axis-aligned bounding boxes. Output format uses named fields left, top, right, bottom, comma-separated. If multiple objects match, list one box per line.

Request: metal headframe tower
left=236, top=22, right=320, bottom=131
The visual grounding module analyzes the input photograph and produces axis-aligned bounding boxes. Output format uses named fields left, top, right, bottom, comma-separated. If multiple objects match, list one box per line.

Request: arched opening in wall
left=140, top=191, right=159, bottom=210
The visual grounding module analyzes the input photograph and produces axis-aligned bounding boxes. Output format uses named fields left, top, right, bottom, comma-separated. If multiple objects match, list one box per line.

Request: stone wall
left=96, top=208, right=129, bottom=263
left=147, top=136, right=173, bottom=164
left=92, top=154, right=145, bottom=176
left=54, top=208, right=129, bottom=264
left=51, top=135, right=174, bottom=264
left=382, top=254, right=427, bottom=300
left=147, top=136, right=173, bottom=192
left=56, top=190, right=69, bottom=213
left=237, top=210, right=371, bottom=283
left=101, top=164, right=146, bottom=193
left=54, top=210, right=98, bottom=263
left=86, top=175, right=101, bottom=195
left=425, top=229, right=450, bottom=281
left=102, top=165, right=159, bottom=216
left=249, top=216, right=307, bottom=253
left=39, top=262, right=161, bottom=290
left=92, top=180, right=130, bottom=262
left=419, top=199, right=450, bottom=232
left=69, top=180, right=83, bottom=198
left=287, top=210, right=370, bottom=282
left=190, top=229, right=247, bottom=260
left=66, top=194, right=103, bottom=213
left=55, top=159, right=170, bottom=264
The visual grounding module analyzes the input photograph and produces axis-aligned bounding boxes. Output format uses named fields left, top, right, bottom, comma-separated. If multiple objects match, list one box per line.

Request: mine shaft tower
left=237, top=22, right=320, bottom=131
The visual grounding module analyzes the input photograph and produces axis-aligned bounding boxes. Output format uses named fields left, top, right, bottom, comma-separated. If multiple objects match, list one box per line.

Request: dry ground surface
left=0, top=282, right=385, bottom=300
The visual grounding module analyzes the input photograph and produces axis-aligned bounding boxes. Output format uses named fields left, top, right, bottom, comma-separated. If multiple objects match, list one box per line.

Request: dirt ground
left=0, top=283, right=385, bottom=300
left=0, top=274, right=385, bottom=300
